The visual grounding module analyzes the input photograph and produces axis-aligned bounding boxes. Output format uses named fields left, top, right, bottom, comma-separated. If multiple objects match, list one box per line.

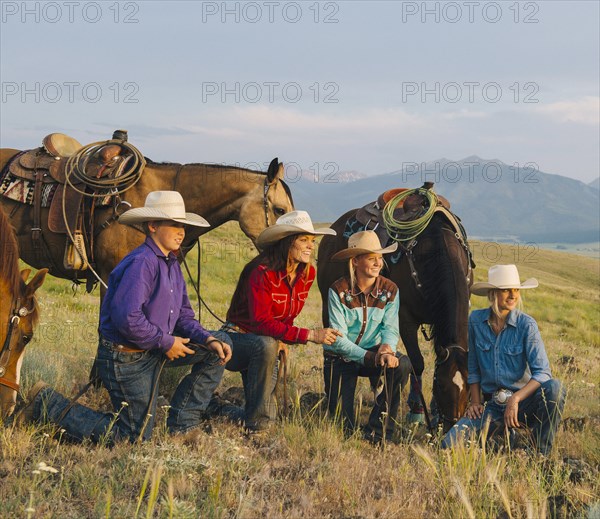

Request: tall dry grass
left=1, top=224, right=598, bottom=518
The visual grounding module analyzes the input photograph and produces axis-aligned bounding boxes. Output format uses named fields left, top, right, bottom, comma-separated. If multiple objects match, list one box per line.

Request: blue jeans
left=441, top=379, right=566, bottom=455
left=32, top=331, right=231, bottom=443
left=220, top=333, right=279, bottom=430
left=323, top=352, right=411, bottom=440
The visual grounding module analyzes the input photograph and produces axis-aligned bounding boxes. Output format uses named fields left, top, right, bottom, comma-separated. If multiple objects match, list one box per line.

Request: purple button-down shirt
left=99, top=237, right=210, bottom=352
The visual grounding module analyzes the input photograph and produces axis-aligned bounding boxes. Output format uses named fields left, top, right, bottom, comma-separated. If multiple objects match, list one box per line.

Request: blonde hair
left=347, top=254, right=387, bottom=293
left=488, top=289, right=523, bottom=318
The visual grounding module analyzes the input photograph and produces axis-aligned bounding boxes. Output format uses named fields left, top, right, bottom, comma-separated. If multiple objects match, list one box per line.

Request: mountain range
left=289, top=156, right=599, bottom=243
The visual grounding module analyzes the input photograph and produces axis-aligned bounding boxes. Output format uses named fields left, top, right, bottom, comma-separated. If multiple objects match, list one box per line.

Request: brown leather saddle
left=6, top=133, right=130, bottom=273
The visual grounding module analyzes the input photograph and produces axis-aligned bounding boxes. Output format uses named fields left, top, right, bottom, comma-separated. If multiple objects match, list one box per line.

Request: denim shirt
left=325, top=276, right=400, bottom=365
left=99, top=237, right=210, bottom=352
left=468, top=308, right=552, bottom=394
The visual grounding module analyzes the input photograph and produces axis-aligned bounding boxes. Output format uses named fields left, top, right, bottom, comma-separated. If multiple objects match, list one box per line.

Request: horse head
left=238, top=158, right=294, bottom=244
left=432, top=343, right=469, bottom=432
left=0, top=267, right=47, bottom=418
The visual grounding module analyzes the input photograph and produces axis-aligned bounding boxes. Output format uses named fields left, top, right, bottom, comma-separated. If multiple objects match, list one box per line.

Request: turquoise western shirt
left=325, top=276, right=400, bottom=365
left=468, top=308, right=552, bottom=394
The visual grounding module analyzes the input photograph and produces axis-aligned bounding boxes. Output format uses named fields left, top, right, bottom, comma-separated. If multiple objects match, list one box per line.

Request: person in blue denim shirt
left=325, top=231, right=411, bottom=443
left=441, top=264, right=565, bottom=455
left=18, top=192, right=232, bottom=443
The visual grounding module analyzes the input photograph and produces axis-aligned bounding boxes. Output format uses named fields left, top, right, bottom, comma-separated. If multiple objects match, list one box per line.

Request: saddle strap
left=32, top=169, right=45, bottom=253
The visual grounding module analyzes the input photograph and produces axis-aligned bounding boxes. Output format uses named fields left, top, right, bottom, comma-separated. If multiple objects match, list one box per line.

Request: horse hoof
left=406, top=412, right=426, bottom=425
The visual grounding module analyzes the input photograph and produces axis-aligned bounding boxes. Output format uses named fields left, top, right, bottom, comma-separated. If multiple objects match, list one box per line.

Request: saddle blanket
left=343, top=216, right=403, bottom=264
left=0, top=165, right=112, bottom=207
left=0, top=170, right=57, bottom=206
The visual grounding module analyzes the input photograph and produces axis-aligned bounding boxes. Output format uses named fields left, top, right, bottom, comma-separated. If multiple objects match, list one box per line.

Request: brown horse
left=0, top=207, right=47, bottom=418
left=317, top=196, right=473, bottom=432
left=0, top=149, right=294, bottom=286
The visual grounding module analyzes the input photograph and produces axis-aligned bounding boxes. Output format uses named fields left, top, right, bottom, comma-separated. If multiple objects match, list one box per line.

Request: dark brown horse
left=317, top=192, right=473, bottom=432
left=0, top=148, right=294, bottom=286
left=0, top=207, right=47, bottom=418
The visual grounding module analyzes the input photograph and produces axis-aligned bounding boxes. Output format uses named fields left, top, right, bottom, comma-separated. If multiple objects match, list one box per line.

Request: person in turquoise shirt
left=441, top=264, right=566, bottom=455
left=324, top=231, right=411, bottom=443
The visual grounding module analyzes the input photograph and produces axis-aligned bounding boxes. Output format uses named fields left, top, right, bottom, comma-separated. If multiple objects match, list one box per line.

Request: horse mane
left=416, top=213, right=465, bottom=356
left=0, top=208, right=23, bottom=302
left=143, top=158, right=294, bottom=205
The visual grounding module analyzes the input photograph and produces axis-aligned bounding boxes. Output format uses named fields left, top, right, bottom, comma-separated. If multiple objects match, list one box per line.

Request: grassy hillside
left=1, top=222, right=598, bottom=518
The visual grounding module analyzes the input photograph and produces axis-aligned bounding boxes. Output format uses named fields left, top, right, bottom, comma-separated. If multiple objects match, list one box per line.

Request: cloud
left=531, top=96, right=599, bottom=125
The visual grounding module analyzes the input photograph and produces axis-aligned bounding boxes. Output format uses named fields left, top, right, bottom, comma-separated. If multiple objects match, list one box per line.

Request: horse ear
left=20, top=269, right=32, bottom=283
left=266, top=158, right=283, bottom=184
left=26, top=268, right=48, bottom=295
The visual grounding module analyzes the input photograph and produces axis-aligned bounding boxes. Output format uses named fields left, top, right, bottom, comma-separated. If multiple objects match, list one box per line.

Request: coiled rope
left=382, top=188, right=439, bottom=242
left=61, top=139, right=146, bottom=288
left=64, top=139, right=146, bottom=197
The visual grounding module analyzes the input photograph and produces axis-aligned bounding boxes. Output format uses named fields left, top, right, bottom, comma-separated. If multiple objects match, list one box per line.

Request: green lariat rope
left=382, top=188, right=439, bottom=242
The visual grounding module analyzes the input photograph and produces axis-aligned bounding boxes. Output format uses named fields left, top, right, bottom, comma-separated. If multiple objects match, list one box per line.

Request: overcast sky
left=1, top=0, right=598, bottom=183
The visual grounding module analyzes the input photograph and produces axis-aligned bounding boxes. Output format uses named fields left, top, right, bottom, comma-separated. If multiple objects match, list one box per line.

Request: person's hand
left=308, top=328, right=342, bottom=345
left=206, top=338, right=233, bottom=365
left=504, top=395, right=521, bottom=428
left=465, top=403, right=484, bottom=419
left=375, top=344, right=394, bottom=366
left=381, top=353, right=399, bottom=368
left=166, top=337, right=194, bottom=361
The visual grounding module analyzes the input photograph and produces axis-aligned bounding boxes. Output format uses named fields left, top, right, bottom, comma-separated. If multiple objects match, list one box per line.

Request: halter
left=0, top=297, right=35, bottom=392
left=263, top=175, right=272, bottom=227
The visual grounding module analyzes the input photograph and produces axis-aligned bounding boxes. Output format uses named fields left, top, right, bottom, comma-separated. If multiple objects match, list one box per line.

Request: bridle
left=0, top=297, right=35, bottom=392
left=263, top=175, right=272, bottom=227
left=433, top=344, right=468, bottom=426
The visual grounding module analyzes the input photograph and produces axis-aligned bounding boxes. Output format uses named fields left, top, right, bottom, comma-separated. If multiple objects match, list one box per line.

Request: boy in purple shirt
left=18, top=192, right=232, bottom=443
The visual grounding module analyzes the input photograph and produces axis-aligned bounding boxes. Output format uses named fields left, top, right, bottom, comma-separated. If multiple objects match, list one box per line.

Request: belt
left=221, top=321, right=247, bottom=334
left=323, top=351, right=351, bottom=362
left=100, top=337, right=145, bottom=353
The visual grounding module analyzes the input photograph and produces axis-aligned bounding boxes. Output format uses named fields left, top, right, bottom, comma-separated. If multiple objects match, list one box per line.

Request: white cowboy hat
left=256, top=210, right=336, bottom=248
left=471, top=264, right=538, bottom=296
left=118, top=191, right=210, bottom=228
left=330, top=230, right=398, bottom=261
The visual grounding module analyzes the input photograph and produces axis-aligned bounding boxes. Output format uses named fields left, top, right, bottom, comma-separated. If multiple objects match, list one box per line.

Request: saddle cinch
left=8, top=132, right=130, bottom=272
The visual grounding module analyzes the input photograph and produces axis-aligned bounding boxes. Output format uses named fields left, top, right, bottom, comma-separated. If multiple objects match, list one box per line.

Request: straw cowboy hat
left=471, top=264, right=538, bottom=296
left=118, top=191, right=210, bottom=228
left=331, top=230, right=398, bottom=261
left=256, top=210, right=336, bottom=248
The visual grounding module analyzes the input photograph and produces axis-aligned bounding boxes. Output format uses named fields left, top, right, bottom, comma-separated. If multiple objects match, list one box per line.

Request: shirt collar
left=348, top=276, right=384, bottom=298
left=482, top=307, right=520, bottom=327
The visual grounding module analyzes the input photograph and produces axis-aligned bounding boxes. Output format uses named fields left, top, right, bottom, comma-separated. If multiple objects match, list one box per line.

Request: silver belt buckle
left=492, top=388, right=513, bottom=406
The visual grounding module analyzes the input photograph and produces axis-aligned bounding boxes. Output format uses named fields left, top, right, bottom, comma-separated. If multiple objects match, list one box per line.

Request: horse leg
left=400, top=320, right=426, bottom=423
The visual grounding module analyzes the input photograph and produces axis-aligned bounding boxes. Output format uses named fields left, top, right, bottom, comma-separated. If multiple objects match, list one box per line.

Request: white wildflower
left=37, top=462, right=59, bottom=474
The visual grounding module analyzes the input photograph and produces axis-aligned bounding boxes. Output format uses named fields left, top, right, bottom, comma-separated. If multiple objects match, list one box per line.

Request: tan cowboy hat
left=471, top=264, right=538, bottom=296
left=256, top=210, right=336, bottom=248
left=118, top=191, right=210, bottom=228
left=331, top=230, right=398, bottom=261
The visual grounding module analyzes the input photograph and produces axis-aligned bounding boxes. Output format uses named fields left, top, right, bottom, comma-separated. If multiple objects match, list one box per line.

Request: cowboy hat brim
left=118, top=208, right=210, bottom=228
left=471, top=278, right=538, bottom=296
left=330, top=242, right=398, bottom=261
left=256, top=224, right=336, bottom=249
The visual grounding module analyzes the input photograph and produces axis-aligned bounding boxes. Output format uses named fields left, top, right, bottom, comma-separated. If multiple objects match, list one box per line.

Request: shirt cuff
left=531, top=373, right=551, bottom=385
left=159, top=334, right=174, bottom=353
left=467, top=374, right=481, bottom=384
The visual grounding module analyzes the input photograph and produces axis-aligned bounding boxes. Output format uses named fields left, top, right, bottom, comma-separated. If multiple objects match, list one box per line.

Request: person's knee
left=212, top=330, right=233, bottom=347
left=255, top=336, right=279, bottom=362
left=396, top=353, right=412, bottom=374
left=542, top=378, right=566, bottom=405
